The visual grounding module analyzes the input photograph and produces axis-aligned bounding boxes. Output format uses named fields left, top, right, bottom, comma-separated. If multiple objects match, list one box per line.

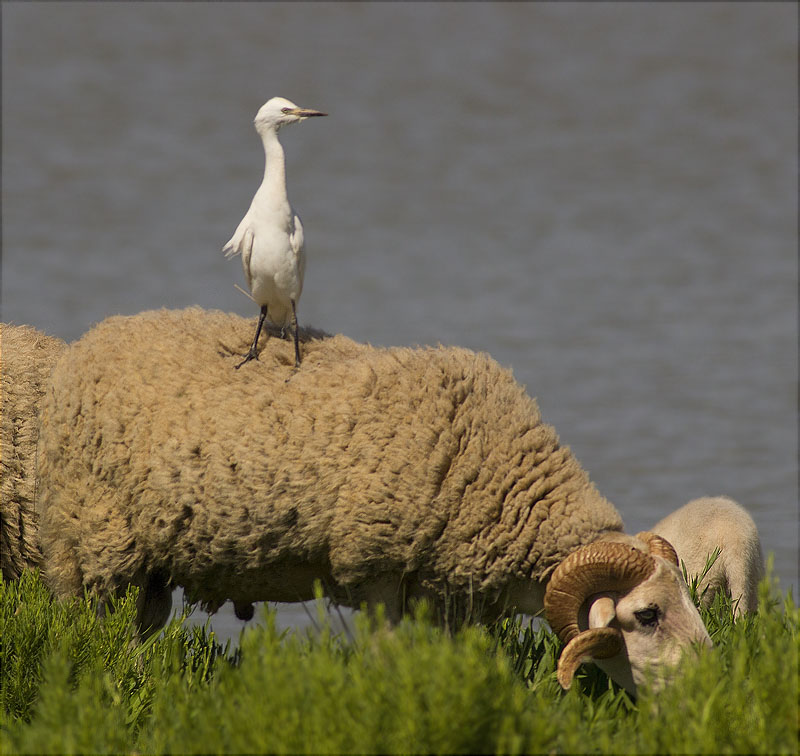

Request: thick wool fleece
left=37, top=307, right=622, bottom=614
left=1, top=324, right=67, bottom=580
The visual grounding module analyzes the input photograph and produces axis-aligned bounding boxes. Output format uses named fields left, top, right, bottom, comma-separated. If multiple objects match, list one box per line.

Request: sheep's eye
left=634, top=607, right=659, bottom=627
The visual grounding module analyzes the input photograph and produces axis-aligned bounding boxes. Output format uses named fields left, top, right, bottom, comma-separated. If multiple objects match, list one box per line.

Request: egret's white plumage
left=223, top=96, right=327, bottom=368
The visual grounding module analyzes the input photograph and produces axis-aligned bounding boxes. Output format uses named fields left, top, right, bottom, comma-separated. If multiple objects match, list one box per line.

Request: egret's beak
left=288, top=107, right=328, bottom=119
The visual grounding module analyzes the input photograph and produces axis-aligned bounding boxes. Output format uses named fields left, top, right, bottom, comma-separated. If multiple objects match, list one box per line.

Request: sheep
left=652, top=496, right=764, bottom=616
left=0, top=323, right=50, bottom=576
left=0, top=323, right=67, bottom=581
left=35, top=306, right=711, bottom=694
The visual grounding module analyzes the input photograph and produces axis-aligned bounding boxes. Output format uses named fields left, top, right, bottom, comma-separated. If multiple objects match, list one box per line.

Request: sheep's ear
left=588, top=595, right=616, bottom=629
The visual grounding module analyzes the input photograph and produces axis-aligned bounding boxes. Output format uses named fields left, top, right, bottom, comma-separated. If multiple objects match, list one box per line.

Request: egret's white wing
left=290, top=212, right=307, bottom=290
left=239, top=228, right=255, bottom=290
left=222, top=216, right=251, bottom=259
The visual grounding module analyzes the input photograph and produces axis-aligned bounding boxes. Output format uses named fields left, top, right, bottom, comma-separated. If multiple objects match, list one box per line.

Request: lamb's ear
left=588, top=594, right=616, bottom=629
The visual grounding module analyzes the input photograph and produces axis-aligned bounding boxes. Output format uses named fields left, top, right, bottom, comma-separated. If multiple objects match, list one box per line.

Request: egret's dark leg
left=235, top=305, right=268, bottom=369
left=291, top=299, right=301, bottom=367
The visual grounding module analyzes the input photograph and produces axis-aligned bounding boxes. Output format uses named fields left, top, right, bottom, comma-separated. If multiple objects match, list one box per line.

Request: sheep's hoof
left=234, top=601, right=255, bottom=621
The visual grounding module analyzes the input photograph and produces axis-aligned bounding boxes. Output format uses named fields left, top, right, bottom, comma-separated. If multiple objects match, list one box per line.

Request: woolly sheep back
left=37, top=307, right=623, bottom=619
left=653, top=496, right=764, bottom=615
left=1, top=323, right=67, bottom=580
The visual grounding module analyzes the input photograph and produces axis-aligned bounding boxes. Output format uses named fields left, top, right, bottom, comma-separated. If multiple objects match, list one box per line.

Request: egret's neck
left=259, top=129, right=289, bottom=204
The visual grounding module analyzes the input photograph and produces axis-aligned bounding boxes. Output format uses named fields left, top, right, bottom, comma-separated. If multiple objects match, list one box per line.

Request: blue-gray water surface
left=2, top=2, right=796, bottom=642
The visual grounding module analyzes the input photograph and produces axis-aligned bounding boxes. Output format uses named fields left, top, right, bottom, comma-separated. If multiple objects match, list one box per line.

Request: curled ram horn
left=636, top=531, right=680, bottom=566
left=544, top=542, right=656, bottom=643
left=543, top=541, right=657, bottom=689
left=556, top=627, right=623, bottom=690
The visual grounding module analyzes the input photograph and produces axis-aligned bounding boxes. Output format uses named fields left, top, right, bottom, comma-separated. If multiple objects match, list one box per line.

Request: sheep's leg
left=234, top=600, right=255, bottom=621
left=291, top=299, right=301, bottom=368
left=362, top=576, right=404, bottom=625
left=235, top=305, right=268, bottom=368
left=135, top=571, right=173, bottom=639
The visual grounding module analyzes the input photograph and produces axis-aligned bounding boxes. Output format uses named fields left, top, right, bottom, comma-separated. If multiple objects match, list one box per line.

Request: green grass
left=1, top=568, right=796, bottom=754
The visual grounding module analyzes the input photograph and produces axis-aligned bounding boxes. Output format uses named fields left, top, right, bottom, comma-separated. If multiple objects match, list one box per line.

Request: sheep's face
left=583, top=558, right=712, bottom=695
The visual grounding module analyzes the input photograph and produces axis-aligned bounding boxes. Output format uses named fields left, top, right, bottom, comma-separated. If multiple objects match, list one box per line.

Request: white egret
left=223, top=96, right=327, bottom=368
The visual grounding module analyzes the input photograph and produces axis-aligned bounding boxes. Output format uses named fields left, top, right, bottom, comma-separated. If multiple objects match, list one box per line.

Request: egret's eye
left=281, top=107, right=292, bottom=113
left=634, top=607, right=660, bottom=627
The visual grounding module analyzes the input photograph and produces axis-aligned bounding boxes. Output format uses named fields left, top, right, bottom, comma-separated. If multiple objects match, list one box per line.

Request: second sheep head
left=543, top=532, right=712, bottom=696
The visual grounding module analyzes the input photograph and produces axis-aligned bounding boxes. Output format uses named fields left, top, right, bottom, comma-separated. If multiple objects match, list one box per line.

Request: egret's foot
left=285, top=365, right=300, bottom=383
left=235, top=349, right=259, bottom=369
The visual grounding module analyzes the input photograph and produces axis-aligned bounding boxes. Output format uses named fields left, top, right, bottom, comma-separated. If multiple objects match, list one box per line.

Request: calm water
left=2, top=3, right=796, bottom=642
